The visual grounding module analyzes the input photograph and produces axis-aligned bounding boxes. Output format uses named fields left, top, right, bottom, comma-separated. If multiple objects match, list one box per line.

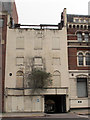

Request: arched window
left=69, top=25, right=72, bottom=28
left=84, top=33, right=89, bottom=42
left=77, top=25, right=79, bottom=29
left=85, top=52, right=90, bottom=65
left=78, top=52, right=84, bottom=66
left=77, top=33, right=82, bottom=42
left=16, top=71, right=24, bottom=88
left=84, top=25, right=87, bottom=29
left=53, top=71, right=61, bottom=87
left=73, top=25, right=75, bottom=28
left=81, top=25, right=83, bottom=29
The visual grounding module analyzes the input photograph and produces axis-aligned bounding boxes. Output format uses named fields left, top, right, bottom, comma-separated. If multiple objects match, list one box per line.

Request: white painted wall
left=5, top=26, right=69, bottom=112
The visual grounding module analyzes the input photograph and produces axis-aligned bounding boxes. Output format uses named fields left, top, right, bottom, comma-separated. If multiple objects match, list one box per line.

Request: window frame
left=53, top=71, right=61, bottom=87
left=85, top=52, right=90, bottom=66
left=34, top=37, right=43, bottom=50
left=77, top=52, right=84, bottom=66
left=52, top=37, right=60, bottom=50
left=84, top=33, right=89, bottom=42
left=52, top=57, right=61, bottom=65
left=77, top=78, right=88, bottom=98
left=16, top=70, right=24, bottom=88
left=16, top=57, right=24, bottom=66
left=77, top=51, right=90, bottom=66
left=77, top=32, right=82, bottom=42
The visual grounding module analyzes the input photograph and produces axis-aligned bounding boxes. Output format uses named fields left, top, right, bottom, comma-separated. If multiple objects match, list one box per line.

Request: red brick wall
left=68, top=48, right=77, bottom=70
left=67, top=27, right=90, bottom=70
left=0, top=15, right=7, bottom=112
left=12, top=2, right=18, bottom=23
left=67, top=36, right=77, bottom=40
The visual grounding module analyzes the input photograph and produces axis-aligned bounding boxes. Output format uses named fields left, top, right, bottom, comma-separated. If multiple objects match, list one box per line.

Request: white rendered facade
left=5, top=25, right=69, bottom=113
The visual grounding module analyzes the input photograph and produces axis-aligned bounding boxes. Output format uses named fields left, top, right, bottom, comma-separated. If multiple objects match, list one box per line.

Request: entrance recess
left=45, top=95, right=66, bottom=113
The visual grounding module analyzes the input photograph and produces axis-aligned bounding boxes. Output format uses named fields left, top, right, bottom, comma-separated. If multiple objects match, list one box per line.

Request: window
left=16, top=37, right=24, bottom=49
left=34, top=37, right=42, bottom=50
left=77, top=51, right=90, bottom=66
left=75, top=19, right=79, bottom=23
left=53, top=71, right=61, bottom=87
left=77, top=33, right=82, bottom=42
left=77, top=78, right=88, bottom=98
left=86, top=20, right=89, bottom=23
left=16, top=57, right=24, bottom=65
left=85, top=53, right=90, bottom=65
left=52, top=58, right=60, bottom=65
left=81, top=25, right=83, bottom=29
left=78, top=52, right=84, bottom=66
left=33, top=57, right=43, bottom=70
left=84, top=25, right=87, bottom=29
left=52, top=37, right=60, bottom=50
left=34, top=57, right=42, bottom=65
left=0, top=19, right=4, bottom=28
left=16, top=71, right=24, bottom=88
left=69, top=25, right=72, bottom=28
left=84, top=33, right=89, bottom=42
left=73, top=25, right=75, bottom=28
left=80, top=19, right=84, bottom=23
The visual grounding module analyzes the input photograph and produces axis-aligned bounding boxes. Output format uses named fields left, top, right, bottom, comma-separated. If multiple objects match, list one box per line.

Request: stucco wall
left=5, top=27, right=69, bottom=112
left=5, top=27, right=69, bottom=88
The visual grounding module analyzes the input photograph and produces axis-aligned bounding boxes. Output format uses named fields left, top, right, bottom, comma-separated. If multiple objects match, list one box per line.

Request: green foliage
left=27, top=69, right=52, bottom=90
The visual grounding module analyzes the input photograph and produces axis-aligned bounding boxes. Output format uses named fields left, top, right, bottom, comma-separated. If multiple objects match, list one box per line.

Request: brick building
left=0, top=0, right=18, bottom=112
left=62, top=8, right=90, bottom=110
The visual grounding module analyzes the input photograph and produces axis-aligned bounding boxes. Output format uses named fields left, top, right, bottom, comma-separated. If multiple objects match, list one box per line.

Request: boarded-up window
left=33, top=57, right=43, bottom=70
left=34, top=57, right=42, bottom=65
left=53, top=71, right=61, bottom=87
left=53, top=58, right=60, bottom=65
left=16, top=57, right=24, bottom=65
left=34, top=37, right=42, bottom=49
left=77, top=78, right=88, bottom=98
left=52, top=37, right=60, bottom=50
left=16, top=71, right=23, bottom=88
left=16, top=37, right=24, bottom=49
left=12, top=97, right=24, bottom=112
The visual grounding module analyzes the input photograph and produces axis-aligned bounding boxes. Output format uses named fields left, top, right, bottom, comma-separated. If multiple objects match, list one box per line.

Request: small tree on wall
left=27, top=69, right=52, bottom=92
left=24, top=57, right=52, bottom=93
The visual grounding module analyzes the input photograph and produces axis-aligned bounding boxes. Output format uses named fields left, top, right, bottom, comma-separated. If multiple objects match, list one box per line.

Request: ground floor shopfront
left=4, top=87, right=69, bottom=113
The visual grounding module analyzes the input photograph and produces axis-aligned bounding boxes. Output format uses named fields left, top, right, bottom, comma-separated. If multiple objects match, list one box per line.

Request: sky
left=15, top=0, right=90, bottom=25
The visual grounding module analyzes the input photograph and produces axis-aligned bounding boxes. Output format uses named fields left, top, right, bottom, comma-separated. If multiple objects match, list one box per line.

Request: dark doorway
left=45, top=95, right=66, bottom=113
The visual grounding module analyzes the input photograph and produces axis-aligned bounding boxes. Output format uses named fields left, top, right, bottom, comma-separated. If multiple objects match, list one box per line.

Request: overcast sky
left=15, top=0, right=90, bottom=25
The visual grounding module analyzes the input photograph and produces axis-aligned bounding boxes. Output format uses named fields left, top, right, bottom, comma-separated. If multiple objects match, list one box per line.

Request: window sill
left=34, top=48, right=42, bottom=50
left=52, top=49, right=60, bottom=50
left=16, top=48, right=24, bottom=50
left=77, top=65, right=90, bottom=67
left=16, top=64, right=24, bottom=66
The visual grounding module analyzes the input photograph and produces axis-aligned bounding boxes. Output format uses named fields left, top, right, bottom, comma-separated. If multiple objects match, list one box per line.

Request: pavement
left=70, top=109, right=90, bottom=115
left=0, top=109, right=90, bottom=118
left=0, top=113, right=45, bottom=118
